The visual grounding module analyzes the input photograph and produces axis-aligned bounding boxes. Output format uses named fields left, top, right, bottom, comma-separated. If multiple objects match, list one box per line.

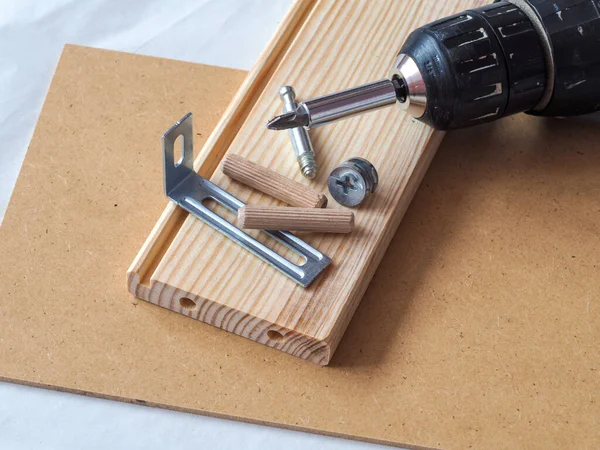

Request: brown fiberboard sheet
left=1, top=45, right=600, bottom=450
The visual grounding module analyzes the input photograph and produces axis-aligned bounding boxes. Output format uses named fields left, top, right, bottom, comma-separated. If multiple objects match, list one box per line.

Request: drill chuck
left=266, top=0, right=600, bottom=133
left=393, top=0, right=600, bottom=130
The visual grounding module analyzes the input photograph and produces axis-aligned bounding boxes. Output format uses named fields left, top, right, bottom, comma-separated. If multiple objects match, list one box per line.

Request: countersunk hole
left=179, top=297, right=196, bottom=310
left=267, top=330, right=284, bottom=341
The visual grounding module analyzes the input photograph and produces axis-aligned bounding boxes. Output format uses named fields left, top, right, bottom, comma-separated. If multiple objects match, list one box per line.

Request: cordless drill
left=268, top=0, right=600, bottom=131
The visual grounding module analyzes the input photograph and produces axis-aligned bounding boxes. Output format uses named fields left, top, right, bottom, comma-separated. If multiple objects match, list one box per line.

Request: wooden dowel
left=221, top=154, right=327, bottom=208
left=238, top=206, right=354, bottom=233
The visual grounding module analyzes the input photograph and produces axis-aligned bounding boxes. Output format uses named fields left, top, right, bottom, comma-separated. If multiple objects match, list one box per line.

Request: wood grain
left=222, top=154, right=327, bottom=208
left=238, top=206, right=354, bottom=233
left=127, top=0, right=318, bottom=289
left=128, top=0, right=489, bottom=364
left=4, top=42, right=600, bottom=450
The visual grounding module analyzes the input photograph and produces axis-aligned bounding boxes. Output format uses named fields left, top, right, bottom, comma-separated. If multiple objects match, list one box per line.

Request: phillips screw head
left=328, top=158, right=379, bottom=208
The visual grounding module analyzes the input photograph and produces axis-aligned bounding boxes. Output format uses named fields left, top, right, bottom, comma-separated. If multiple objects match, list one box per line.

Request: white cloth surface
left=0, top=0, right=290, bottom=222
left=0, top=0, right=389, bottom=448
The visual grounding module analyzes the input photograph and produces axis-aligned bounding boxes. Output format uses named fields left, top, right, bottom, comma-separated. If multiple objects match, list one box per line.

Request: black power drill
left=267, top=0, right=600, bottom=131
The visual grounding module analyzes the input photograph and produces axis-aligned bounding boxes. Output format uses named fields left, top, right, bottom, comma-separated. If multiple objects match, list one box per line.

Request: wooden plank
left=127, top=0, right=318, bottom=290
left=128, top=0, right=488, bottom=364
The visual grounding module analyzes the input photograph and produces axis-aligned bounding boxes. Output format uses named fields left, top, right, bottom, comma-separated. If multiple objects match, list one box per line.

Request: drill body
left=267, top=0, right=600, bottom=132
left=397, top=0, right=600, bottom=130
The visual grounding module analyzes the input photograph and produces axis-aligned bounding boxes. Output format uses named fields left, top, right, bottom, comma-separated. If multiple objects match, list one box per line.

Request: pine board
left=128, top=0, right=488, bottom=365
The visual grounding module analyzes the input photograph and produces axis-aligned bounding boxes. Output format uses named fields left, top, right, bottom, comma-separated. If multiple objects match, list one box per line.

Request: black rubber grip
left=482, top=2, right=547, bottom=116
left=526, top=0, right=600, bottom=116
left=398, top=0, right=600, bottom=130
left=399, top=2, right=546, bottom=129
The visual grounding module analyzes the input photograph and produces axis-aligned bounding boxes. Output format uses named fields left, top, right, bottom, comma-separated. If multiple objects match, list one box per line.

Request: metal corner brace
left=162, top=113, right=331, bottom=287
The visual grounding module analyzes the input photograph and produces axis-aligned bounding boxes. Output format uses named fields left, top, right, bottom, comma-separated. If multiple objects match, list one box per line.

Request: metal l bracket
left=163, top=113, right=331, bottom=287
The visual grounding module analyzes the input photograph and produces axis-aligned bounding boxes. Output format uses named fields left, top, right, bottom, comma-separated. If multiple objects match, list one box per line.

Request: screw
left=328, top=158, right=379, bottom=207
left=279, top=86, right=317, bottom=179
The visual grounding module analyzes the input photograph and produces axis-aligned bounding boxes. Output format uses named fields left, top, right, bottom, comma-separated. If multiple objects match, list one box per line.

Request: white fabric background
left=0, top=0, right=389, bottom=448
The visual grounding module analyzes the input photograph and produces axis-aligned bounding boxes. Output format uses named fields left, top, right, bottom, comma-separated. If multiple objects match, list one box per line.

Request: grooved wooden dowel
left=238, top=206, right=354, bottom=233
left=222, top=154, right=327, bottom=208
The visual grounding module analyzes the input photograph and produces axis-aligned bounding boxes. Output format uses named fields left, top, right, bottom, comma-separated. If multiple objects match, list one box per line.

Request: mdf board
left=128, top=0, right=489, bottom=365
left=1, top=19, right=600, bottom=450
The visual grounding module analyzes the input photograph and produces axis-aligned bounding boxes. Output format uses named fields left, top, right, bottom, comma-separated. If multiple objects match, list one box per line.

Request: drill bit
left=267, top=110, right=310, bottom=130
left=267, top=79, right=404, bottom=130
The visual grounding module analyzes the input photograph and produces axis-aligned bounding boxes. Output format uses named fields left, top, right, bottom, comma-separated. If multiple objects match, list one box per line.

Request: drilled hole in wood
left=179, top=297, right=196, bottom=310
left=267, top=330, right=284, bottom=341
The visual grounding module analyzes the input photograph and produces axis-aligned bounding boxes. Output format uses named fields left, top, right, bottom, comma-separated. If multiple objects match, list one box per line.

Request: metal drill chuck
left=393, top=0, right=600, bottom=130
left=267, top=0, right=600, bottom=133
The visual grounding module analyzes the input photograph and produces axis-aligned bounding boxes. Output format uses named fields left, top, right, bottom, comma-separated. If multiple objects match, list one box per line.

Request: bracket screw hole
left=174, top=134, right=185, bottom=167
